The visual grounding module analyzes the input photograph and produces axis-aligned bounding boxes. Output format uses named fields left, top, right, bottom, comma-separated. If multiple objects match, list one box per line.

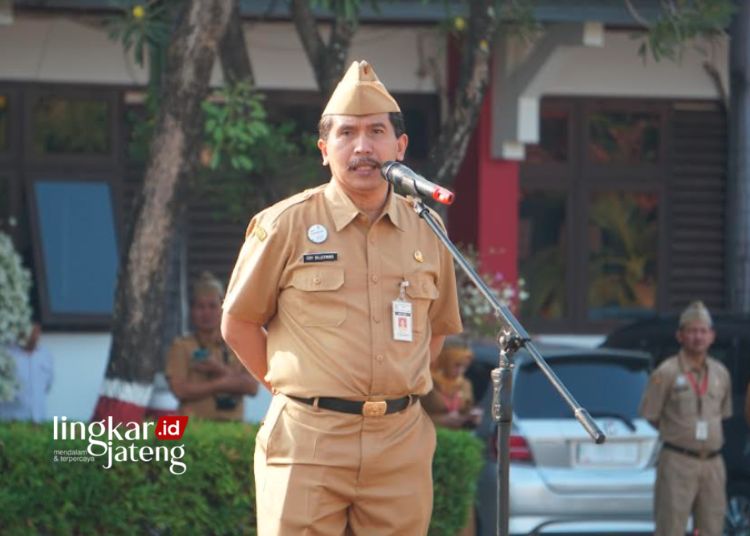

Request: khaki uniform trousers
left=654, top=448, right=726, bottom=536
left=254, top=394, right=436, bottom=536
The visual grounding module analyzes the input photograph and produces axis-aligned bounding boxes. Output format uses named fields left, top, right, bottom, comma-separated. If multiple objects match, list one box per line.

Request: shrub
left=0, top=420, right=482, bottom=535
left=0, top=231, right=32, bottom=402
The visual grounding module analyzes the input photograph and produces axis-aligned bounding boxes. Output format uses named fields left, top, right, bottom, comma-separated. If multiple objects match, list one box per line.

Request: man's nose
left=353, top=132, right=373, bottom=153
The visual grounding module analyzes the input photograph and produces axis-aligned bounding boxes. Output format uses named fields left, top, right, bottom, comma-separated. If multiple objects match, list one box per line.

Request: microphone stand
left=408, top=197, right=606, bottom=536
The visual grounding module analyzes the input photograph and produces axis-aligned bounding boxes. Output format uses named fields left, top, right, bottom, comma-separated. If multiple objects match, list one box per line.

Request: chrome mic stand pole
left=408, top=197, right=606, bottom=536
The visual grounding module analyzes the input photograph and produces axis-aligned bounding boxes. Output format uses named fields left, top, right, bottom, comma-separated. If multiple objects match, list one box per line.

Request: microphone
left=380, top=161, right=455, bottom=205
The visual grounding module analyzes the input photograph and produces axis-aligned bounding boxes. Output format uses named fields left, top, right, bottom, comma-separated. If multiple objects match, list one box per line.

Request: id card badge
left=695, top=420, right=709, bottom=441
left=392, top=281, right=413, bottom=342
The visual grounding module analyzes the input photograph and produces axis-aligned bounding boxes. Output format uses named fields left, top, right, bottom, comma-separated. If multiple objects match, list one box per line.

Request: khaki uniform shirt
left=223, top=180, right=463, bottom=398
left=640, top=353, right=732, bottom=452
left=165, top=334, right=245, bottom=421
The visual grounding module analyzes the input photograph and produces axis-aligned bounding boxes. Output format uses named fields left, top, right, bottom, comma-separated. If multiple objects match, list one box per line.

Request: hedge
left=0, top=420, right=483, bottom=535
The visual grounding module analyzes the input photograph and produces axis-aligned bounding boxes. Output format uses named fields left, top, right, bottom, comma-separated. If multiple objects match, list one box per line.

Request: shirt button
left=371, top=275, right=379, bottom=283
left=373, top=315, right=380, bottom=323
left=313, top=276, right=321, bottom=285
left=376, top=354, right=384, bottom=362
left=369, top=236, right=376, bottom=245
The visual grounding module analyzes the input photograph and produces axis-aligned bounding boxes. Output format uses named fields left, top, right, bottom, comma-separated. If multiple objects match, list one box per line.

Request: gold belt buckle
left=362, top=400, right=387, bottom=417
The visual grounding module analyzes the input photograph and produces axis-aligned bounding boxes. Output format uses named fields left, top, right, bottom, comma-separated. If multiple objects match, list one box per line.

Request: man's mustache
left=347, top=157, right=381, bottom=170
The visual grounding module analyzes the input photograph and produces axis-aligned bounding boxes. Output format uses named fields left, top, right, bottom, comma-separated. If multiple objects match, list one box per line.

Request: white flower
left=0, top=231, right=31, bottom=401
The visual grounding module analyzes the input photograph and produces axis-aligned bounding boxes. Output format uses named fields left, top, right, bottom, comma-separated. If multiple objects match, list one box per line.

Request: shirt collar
left=324, top=179, right=405, bottom=232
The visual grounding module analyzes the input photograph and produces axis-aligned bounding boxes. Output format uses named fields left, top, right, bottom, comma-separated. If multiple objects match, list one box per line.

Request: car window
left=514, top=357, right=649, bottom=419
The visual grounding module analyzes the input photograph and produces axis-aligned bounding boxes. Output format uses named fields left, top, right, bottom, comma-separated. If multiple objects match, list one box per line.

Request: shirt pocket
left=287, top=266, right=346, bottom=327
left=702, top=383, right=723, bottom=416
left=405, top=272, right=439, bottom=333
left=670, top=386, right=696, bottom=417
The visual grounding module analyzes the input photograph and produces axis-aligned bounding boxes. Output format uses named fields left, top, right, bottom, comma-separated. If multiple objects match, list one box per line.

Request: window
left=588, top=111, right=660, bottom=164
left=588, top=191, right=658, bottom=320
left=514, top=357, right=649, bottom=419
left=520, top=99, right=670, bottom=331
left=31, top=95, right=111, bottom=156
left=29, top=179, right=119, bottom=323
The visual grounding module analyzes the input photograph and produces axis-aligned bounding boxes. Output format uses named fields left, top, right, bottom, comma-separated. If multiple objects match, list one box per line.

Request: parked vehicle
left=468, top=345, right=658, bottom=535
left=601, top=313, right=750, bottom=535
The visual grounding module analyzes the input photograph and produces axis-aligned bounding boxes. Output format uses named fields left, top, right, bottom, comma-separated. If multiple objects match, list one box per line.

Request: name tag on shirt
left=303, top=253, right=338, bottom=263
left=392, top=299, right=413, bottom=342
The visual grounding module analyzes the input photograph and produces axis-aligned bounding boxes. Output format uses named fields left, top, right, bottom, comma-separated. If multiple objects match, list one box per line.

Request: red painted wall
left=446, top=42, right=518, bottom=284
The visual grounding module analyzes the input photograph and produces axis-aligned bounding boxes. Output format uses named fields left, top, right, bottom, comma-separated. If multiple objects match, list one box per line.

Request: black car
left=601, top=313, right=750, bottom=535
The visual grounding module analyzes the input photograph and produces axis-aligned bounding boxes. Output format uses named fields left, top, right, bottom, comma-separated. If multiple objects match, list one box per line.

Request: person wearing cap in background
left=639, top=301, right=732, bottom=536
left=221, top=60, right=462, bottom=535
left=165, top=272, right=258, bottom=421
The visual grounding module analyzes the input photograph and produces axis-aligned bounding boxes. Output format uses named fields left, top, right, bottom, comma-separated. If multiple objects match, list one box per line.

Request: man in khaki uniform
left=640, top=301, right=732, bottom=536
left=166, top=272, right=258, bottom=421
left=221, top=60, right=462, bottom=535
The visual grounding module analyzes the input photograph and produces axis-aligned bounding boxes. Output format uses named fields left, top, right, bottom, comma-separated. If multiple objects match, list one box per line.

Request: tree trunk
left=219, top=0, right=255, bottom=86
left=727, top=0, right=750, bottom=312
left=290, top=0, right=356, bottom=96
left=426, top=0, right=498, bottom=187
left=92, top=0, right=233, bottom=423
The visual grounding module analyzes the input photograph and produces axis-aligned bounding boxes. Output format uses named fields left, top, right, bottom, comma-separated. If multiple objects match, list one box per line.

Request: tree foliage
left=626, top=0, right=734, bottom=61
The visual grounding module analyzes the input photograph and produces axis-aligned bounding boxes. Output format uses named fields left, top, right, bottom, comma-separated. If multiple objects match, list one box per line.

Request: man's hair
left=318, top=112, right=406, bottom=141
left=191, top=271, right=224, bottom=303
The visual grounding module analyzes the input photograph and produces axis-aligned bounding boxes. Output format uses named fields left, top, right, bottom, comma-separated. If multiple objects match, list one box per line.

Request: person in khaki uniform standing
left=166, top=272, right=258, bottom=421
left=640, top=301, right=732, bottom=536
left=221, top=60, right=462, bottom=535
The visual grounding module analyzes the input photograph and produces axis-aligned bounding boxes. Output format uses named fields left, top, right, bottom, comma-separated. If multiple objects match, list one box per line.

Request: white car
left=469, top=345, right=658, bottom=535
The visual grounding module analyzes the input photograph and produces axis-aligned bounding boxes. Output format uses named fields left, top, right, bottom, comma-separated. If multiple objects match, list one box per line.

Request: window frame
left=0, top=85, right=20, bottom=164
left=26, top=172, right=123, bottom=329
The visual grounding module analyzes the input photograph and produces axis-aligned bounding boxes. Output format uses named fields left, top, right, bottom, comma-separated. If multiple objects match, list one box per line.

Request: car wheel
left=724, top=492, right=750, bottom=536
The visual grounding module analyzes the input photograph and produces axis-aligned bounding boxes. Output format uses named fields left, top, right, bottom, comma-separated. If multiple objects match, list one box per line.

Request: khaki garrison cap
left=322, top=60, right=401, bottom=116
left=679, top=300, right=713, bottom=327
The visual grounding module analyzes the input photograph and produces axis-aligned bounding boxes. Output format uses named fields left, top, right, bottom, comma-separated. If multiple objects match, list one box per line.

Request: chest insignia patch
left=307, top=224, right=328, bottom=244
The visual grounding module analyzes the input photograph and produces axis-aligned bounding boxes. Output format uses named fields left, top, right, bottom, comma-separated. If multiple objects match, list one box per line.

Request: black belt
left=287, top=395, right=415, bottom=417
left=663, top=442, right=721, bottom=460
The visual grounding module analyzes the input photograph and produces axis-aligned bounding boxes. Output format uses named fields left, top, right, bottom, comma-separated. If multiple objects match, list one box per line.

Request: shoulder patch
left=253, top=226, right=268, bottom=242
left=260, top=184, right=326, bottom=225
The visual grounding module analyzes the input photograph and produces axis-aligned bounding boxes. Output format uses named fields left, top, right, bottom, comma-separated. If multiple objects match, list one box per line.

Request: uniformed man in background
left=640, top=300, right=732, bottom=536
left=166, top=272, right=258, bottom=421
left=221, top=60, right=462, bottom=535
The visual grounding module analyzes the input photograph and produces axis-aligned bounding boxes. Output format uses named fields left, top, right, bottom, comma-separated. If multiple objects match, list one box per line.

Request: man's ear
left=396, top=133, right=409, bottom=161
left=317, top=138, right=329, bottom=165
